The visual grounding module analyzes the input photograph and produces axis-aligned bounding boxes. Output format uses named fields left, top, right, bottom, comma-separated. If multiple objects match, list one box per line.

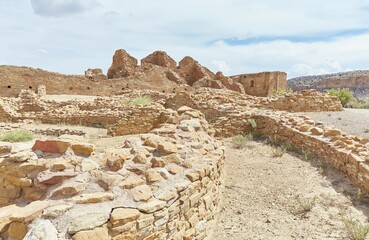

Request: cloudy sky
left=1, top=0, right=369, bottom=78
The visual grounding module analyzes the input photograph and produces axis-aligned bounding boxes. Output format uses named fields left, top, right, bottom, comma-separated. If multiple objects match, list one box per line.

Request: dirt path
left=214, top=139, right=369, bottom=240
left=302, top=109, right=369, bottom=138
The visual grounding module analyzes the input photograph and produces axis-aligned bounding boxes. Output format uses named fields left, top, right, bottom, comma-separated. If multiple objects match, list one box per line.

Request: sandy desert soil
left=303, top=109, right=369, bottom=138
left=214, top=139, right=369, bottom=240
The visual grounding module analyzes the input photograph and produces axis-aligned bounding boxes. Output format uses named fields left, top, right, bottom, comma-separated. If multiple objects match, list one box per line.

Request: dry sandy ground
left=214, top=139, right=369, bottom=240
left=303, top=109, right=369, bottom=138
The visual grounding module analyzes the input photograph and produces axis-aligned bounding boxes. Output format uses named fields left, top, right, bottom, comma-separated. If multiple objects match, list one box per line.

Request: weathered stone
left=0, top=142, right=11, bottom=155
left=81, top=159, right=99, bottom=172
left=73, top=226, right=109, bottom=240
left=7, top=151, right=37, bottom=162
left=32, top=139, right=71, bottom=154
left=132, top=185, right=153, bottom=202
left=36, top=170, right=78, bottom=185
left=8, top=221, right=27, bottom=240
left=310, top=127, right=323, bottom=135
left=186, top=172, right=200, bottom=182
left=92, top=170, right=125, bottom=190
left=157, top=142, right=178, bottom=155
left=145, top=169, right=163, bottom=183
left=132, top=153, right=147, bottom=164
left=23, top=187, right=45, bottom=201
left=71, top=192, right=116, bottom=204
left=43, top=204, right=72, bottom=218
left=71, top=143, right=95, bottom=156
left=84, top=68, right=107, bottom=81
left=151, top=157, right=165, bottom=168
left=323, top=129, right=342, bottom=137
left=68, top=213, right=108, bottom=234
left=4, top=175, right=32, bottom=187
left=51, top=181, right=88, bottom=198
left=10, top=201, right=49, bottom=222
left=106, top=153, right=128, bottom=171
left=110, top=208, right=140, bottom=227
left=107, top=49, right=137, bottom=79
left=137, top=199, right=166, bottom=213
left=120, top=174, right=145, bottom=189
left=23, top=219, right=58, bottom=240
left=141, top=51, right=177, bottom=69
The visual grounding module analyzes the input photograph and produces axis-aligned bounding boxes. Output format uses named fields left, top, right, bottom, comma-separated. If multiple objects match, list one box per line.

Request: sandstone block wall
left=0, top=108, right=225, bottom=240
left=231, top=71, right=287, bottom=97
left=261, top=89, right=343, bottom=112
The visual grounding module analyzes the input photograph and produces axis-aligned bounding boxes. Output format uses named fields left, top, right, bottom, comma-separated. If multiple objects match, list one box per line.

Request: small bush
left=343, top=217, right=369, bottom=240
left=232, top=134, right=248, bottom=149
left=364, top=128, right=369, bottom=134
left=247, top=118, right=257, bottom=130
left=326, top=88, right=354, bottom=107
left=130, top=97, right=152, bottom=105
left=0, top=130, right=33, bottom=142
left=297, top=196, right=316, bottom=214
left=272, top=146, right=286, bottom=157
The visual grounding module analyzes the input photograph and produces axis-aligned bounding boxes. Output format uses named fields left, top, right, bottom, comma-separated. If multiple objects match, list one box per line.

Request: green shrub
left=0, top=130, right=33, bottom=142
left=232, top=134, right=248, bottom=149
left=343, top=217, right=369, bottom=240
left=326, top=88, right=354, bottom=107
left=247, top=118, right=257, bottom=130
left=130, top=97, right=152, bottom=105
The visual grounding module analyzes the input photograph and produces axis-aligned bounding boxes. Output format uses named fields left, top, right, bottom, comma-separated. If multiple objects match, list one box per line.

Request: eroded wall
left=231, top=71, right=287, bottom=97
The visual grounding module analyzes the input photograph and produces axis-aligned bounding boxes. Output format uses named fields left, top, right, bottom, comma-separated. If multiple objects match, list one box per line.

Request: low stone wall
left=261, top=89, right=343, bottom=112
left=211, top=109, right=369, bottom=193
left=0, top=107, right=224, bottom=240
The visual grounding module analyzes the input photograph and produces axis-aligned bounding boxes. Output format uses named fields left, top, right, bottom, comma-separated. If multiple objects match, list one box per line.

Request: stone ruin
left=1, top=48, right=366, bottom=240
left=85, top=69, right=107, bottom=81
left=1, top=49, right=286, bottom=98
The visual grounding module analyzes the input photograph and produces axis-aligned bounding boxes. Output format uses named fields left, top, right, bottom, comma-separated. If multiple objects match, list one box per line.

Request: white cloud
left=1, top=0, right=369, bottom=78
left=30, top=0, right=101, bottom=17
left=211, top=60, right=231, bottom=74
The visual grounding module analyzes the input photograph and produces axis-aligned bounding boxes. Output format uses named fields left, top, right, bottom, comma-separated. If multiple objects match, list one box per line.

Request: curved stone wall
left=0, top=108, right=224, bottom=240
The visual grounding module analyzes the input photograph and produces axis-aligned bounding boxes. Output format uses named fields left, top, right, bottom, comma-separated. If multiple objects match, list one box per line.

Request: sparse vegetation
left=0, top=130, right=33, bottom=142
left=342, top=217, right=369, bottom=240
left=297, top=196, right=316, bottom=214
left=247, top=118, right=257, bottom=130
left=232, top=134, right=248, bottom=149
left=364, top=128, right=369, bottom=134
left=272, top=88, right=293, bottom=97
left=232, top=133, right=254, bottom=149
left=326, top=88, right=354, bottom=107
left=301, top=148, right=314, bottom=161
left=272, top=146, right=286, bottom=157
left=130, top=96, right=152, bottom=105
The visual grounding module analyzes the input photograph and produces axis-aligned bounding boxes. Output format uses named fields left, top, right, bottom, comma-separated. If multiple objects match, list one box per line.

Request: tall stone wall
left=231, top=71, right=287, bottom=97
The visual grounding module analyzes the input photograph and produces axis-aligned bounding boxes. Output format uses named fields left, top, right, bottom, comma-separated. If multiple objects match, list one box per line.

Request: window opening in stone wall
left=251, top=80, right=254, bottom=88
left=7, top=85, right=11, bottom=88
left=29, top=86, right=32, bottom=89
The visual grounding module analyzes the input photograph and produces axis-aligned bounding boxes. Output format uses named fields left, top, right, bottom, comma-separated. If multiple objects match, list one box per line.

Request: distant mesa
left=288, top=71, right=369, bottom=98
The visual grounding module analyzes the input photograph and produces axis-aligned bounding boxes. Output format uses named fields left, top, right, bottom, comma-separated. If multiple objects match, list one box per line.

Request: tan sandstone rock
left=107, top=49, right=137, bottom=79
left=68, top=213, right=108, bottom=234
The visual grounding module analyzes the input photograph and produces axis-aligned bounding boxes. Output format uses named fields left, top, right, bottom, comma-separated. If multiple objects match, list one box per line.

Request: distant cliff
left=288, top=70, right=369, bottom=97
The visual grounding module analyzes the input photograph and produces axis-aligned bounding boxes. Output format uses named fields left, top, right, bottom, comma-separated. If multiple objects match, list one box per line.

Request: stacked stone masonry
left=0, top=87, right=353, bottom=240
left=0, top=107, right=224, bottom=239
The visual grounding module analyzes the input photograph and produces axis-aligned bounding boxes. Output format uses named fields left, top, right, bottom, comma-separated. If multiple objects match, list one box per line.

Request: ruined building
left=231, top=71, right=287, bottom=97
